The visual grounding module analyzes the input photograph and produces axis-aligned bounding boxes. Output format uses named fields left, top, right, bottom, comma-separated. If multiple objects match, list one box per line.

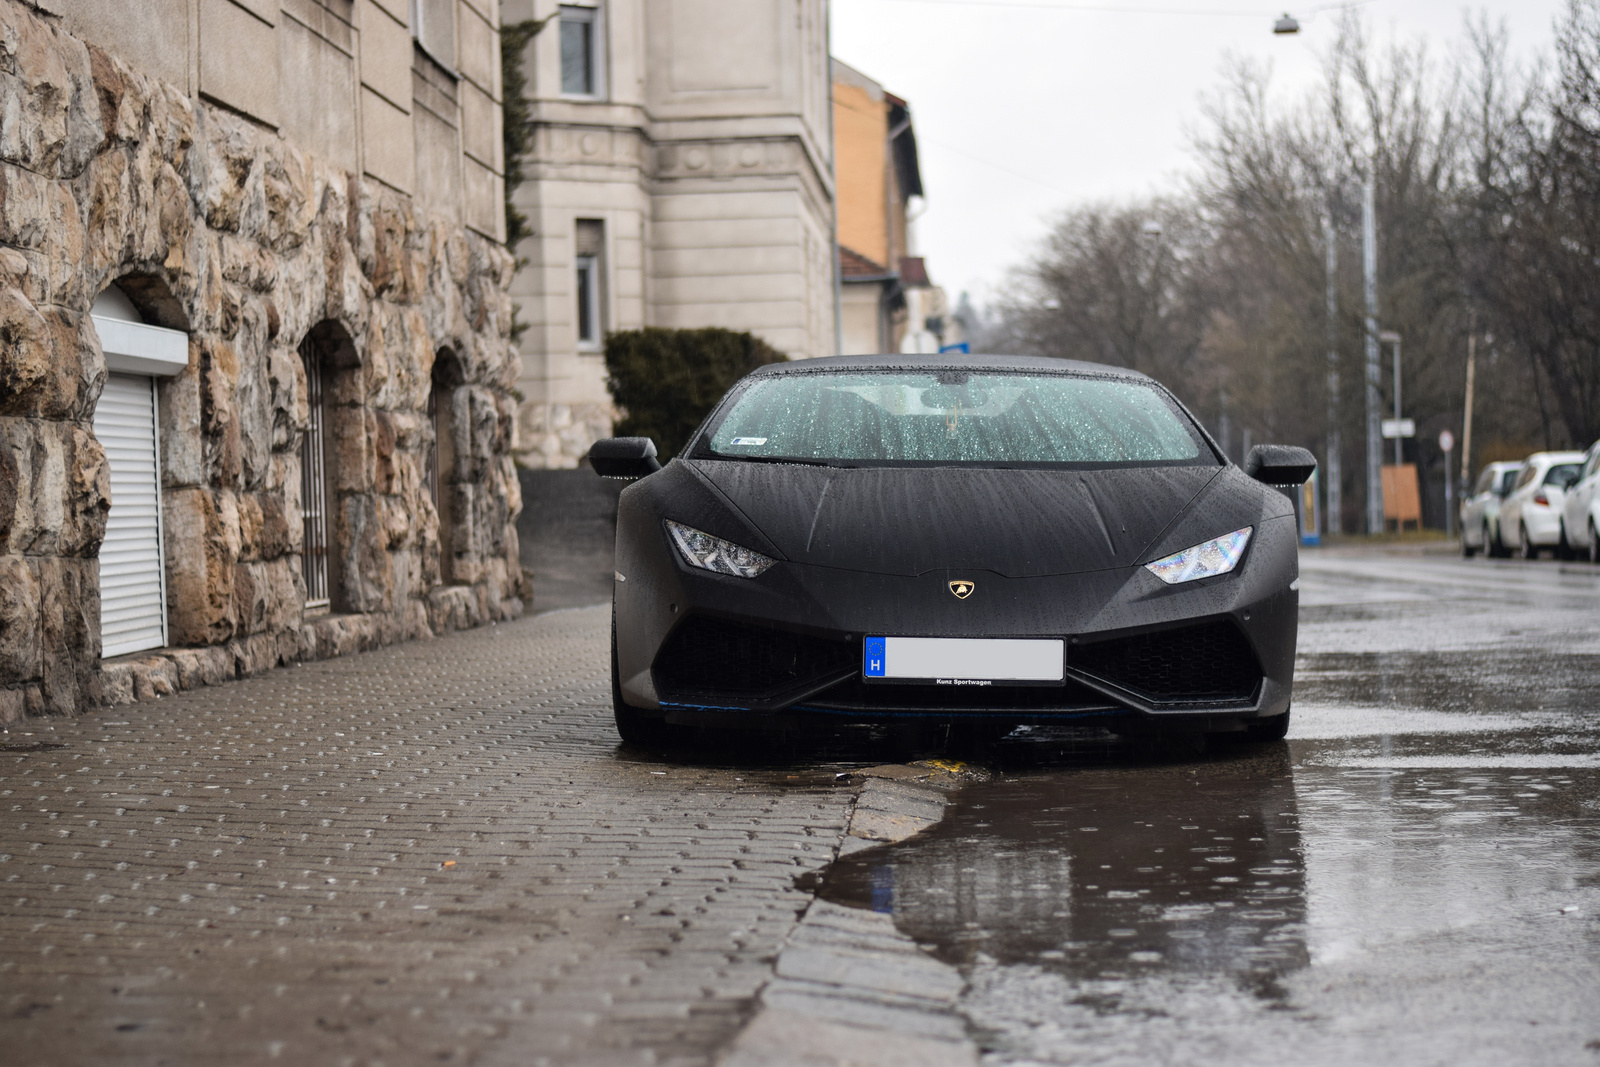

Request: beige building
left=502, top=0, right=837, bottom=467
left=1, top=0, right=523, bottom=719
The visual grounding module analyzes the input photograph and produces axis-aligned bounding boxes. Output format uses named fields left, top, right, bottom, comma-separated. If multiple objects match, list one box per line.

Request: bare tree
left=985, top=8, right=1585, bottom=532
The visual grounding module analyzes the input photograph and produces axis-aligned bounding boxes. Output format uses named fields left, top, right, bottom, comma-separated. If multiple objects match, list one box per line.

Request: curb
left=719, top=761, right=983, bottom=1067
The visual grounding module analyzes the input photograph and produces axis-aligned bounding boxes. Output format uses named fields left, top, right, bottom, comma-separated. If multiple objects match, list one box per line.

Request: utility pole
left=1324, top=213, right=1341, bottom=536
left=1363, top=180, right=1383, bottom=534
left=1393, top=333, right=1402, bottom=465
left=1380, top=331, right=1403, bottom=465
left=1461, top=312, right=1477, bottom=490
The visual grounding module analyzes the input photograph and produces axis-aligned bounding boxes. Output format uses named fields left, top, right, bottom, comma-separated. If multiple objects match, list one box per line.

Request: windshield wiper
left=702, top=454, right=848, bottom=468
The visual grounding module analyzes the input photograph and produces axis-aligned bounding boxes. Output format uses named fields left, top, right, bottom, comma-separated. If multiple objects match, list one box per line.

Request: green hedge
left=603, top=328, right=786, bottom=460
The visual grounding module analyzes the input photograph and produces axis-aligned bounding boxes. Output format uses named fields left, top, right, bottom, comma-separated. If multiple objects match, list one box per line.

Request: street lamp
left=1379, top=330, right=1402, bottom=465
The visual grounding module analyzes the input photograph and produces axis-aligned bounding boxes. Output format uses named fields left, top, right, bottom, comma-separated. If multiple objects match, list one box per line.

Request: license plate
left=862, top=636, right=1065, bottom=686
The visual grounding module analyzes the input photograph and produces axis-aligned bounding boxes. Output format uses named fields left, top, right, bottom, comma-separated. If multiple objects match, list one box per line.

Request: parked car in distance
left=1560, top=440, right=1600, bottom=563
left=1460, top=461, right=1524, bottom=558
left=1499, top=451, right=1587, bottom=559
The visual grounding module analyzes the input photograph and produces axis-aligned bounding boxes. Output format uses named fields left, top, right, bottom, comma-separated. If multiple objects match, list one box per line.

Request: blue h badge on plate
left=863, top=636, right=886, bottom=677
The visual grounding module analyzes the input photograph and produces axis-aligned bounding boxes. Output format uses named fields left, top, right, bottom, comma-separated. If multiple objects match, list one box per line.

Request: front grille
left=803, top=676, right=1120, bottom=715
left=653, top=615, right=857, bottom=705
left=1070, top=619, right=1260, bottom=705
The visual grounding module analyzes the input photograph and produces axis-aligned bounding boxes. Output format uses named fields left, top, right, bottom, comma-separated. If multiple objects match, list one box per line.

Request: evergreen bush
left=603, top=328, right=787, bottom=460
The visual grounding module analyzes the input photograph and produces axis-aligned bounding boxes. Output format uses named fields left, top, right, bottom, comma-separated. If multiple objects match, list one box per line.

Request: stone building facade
left=0, top=0, right=524, bottom=721
left=501, top=0, right=837, bottom=468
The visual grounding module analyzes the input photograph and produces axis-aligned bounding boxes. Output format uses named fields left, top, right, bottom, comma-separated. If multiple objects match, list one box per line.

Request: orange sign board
left=1381, top=464, right=1422, bottom=530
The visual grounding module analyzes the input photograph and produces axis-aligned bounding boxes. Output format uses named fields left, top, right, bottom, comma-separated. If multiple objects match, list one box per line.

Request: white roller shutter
left=95, top=373, right=168, bottom=657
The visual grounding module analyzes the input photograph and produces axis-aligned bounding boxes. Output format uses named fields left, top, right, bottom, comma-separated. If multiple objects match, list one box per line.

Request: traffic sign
left=1381, top=418, right=1416, bottom=439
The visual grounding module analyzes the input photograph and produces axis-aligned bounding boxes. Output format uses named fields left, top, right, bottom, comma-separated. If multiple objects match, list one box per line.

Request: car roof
left=1524, top=451, right=1587, bottom=465
left=750, top=354, right=1153, bottom=380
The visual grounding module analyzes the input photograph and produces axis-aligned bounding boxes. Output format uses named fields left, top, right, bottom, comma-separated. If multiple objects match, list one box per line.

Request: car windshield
left=699, top=370, right=1215, bottom=468
left=1497, top=470, right=1519, bottom=495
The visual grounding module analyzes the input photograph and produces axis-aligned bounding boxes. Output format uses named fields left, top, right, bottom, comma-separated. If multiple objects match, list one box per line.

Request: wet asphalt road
left=812, top=546, right=1600, bottom=1065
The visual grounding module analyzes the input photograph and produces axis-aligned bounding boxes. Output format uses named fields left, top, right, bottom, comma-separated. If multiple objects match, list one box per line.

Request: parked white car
left=1560, top=440, right=1600, bottom=563
left=1460, top=460, right=1524, bottom=558
left=1499, top=451, right=1587, bottom=559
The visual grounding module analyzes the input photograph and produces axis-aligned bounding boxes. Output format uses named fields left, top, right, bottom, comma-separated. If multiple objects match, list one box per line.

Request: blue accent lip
left=863, top=635, right=886, bottom=678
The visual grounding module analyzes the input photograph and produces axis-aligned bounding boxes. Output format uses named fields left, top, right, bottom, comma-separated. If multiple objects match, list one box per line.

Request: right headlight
left=664, top=520, right=776, bottom=578
left=1144, top=526, right=1253, bottom=585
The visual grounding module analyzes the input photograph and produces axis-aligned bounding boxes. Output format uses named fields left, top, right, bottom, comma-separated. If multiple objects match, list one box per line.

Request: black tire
left=1488, top=521, right=1509, bottom=558
left=1521, top=522, right=1540, bottom=560
left=1558, top=522, right=1575, bottom=561
left=1461, top=534, right=1476, bottom=558
left=1245, top=707, right=1291, bottom=742
left=1590, top=520, right=1599, bottom=565
left=611, top=607, right=677, bottom=748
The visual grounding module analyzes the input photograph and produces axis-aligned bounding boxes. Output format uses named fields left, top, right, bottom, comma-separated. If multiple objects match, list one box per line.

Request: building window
left=412, top=0, right=456, bottom=69
left=575, top=218, right=604, bottom=350
left=300, top=336, right=331, bottom=610
left=560, top=5, right=602, bottom=97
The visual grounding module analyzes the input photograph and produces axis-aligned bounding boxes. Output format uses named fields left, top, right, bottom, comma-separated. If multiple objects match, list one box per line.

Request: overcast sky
left=830, top=0, right=1570, bottom=309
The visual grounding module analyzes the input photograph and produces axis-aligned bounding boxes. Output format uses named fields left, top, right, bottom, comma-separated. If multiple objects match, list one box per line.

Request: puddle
left=805, top=739, right=1600, bottom=1064
left=810, top=746, right=1308, bottom=993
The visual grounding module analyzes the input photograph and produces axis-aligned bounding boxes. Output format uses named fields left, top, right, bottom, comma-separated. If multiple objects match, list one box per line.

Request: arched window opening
left=90, top=279, right=188, bottom=658
left=297, top=322, right=359, bottom=613
left=428, top=350, right=463, bottom=582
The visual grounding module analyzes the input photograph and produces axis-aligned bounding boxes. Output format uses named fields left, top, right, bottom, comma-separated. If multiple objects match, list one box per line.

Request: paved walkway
left=0, top=606, right=861, bottom=1066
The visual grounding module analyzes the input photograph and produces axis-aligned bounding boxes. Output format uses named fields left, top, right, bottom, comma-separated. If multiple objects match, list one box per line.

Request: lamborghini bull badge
left=948, top=580, right=975, bottom=600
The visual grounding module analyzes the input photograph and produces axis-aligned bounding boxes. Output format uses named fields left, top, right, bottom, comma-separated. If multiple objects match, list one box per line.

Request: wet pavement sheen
left=811, top=549, right=1600, bottom=1065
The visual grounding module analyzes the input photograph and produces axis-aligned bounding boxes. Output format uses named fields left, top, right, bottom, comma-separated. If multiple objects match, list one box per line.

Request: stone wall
left=0, top=0, right=525, bottom=721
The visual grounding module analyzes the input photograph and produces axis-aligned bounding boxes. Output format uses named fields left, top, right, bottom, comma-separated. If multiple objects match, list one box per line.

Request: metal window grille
left=300, top=338, right=330, bottom=609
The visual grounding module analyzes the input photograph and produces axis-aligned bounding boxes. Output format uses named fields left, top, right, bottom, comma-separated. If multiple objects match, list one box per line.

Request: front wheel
left=1245, top=707, right=1291, bottom=742
left=612, top=611, right=679, bottom=749
left=1461, top=534, right=1477, bottom=558
left=1590, top=520, right=1600, bottom=565
left=1521, top=522, right=1540, bottom=560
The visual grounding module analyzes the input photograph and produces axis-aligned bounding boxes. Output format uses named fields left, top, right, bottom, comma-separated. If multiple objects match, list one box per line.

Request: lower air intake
left=1070, top=619, right=1261, bottom=705
left=653, top=615, right=856, bottom=705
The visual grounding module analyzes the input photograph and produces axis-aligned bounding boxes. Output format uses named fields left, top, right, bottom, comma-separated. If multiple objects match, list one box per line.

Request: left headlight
left=1144, top=526, right=1253, bottom=585
left=665, top=520, right=777, bottom=578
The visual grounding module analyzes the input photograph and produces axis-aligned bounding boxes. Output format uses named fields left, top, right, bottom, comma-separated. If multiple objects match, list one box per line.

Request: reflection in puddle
left=813, top=746, right=1305, bottom=996
left=810, top=739, right=1600, bottom=1065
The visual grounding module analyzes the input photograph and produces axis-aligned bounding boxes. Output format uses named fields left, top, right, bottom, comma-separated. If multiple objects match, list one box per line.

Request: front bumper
left=614, top=509, right=1299, bottom=730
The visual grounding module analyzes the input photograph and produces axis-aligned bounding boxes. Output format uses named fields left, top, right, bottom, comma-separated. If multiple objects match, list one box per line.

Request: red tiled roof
left=839, top=246, right=890, bottom=279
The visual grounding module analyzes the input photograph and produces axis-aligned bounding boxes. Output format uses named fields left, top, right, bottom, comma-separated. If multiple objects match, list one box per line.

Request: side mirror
left=1244, top=444, right=1317, bottom=486
left=588, top=437, right=662, bottom=480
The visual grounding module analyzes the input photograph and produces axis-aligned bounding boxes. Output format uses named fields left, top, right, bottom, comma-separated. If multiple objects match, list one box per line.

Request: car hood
left=689, top=460, right=1225, bottom=577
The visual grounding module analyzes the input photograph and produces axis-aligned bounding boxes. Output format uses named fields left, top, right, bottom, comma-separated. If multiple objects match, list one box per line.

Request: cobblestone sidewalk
left=0, top=606, right=863, bottom=1066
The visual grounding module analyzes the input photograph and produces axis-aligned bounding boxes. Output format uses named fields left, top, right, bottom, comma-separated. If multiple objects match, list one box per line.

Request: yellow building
left=832, top=59, right=953, bottom=355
